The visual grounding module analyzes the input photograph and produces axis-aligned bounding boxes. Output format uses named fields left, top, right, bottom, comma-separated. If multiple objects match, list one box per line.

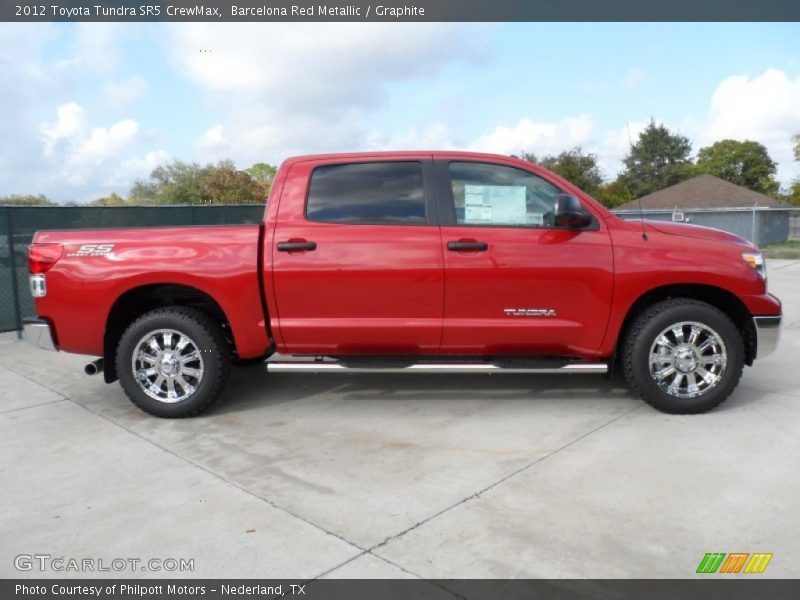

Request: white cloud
left=196, top=124, right=230, bottom=160
left=38, top=103, right=146, bottom=187
left=467, top=117, right=650, bottom=180
left=71, top=119, right=140, bottom=167
left=595, top=121, right=649, bottom=178
left=40, top=102, right=85, bottom=156
left=170, top=23, right=486, bottom=107
left=168, top=23, right=489, bottom=165
left=704, top=69, right=800, bottom=143
left=0, top=24, right=151, bottom=200
left=108, top=150, right=171, bottom=187
left=468, top=66, right=800, bottom=186
left=103, top=75, right=149, bottom=106
left=470, top=115, right=594, bottom=157
left=700, top=68, right=800, bottom=186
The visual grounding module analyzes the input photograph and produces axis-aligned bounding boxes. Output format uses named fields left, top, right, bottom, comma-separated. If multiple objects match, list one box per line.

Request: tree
left=246, top=163, right=277, bottom=185
left=91, top=192, right=126, bottom=206
left=129, top=159, right=267, bottom=205
left=130, top=160, right=213, bottom=205
left=694, top=139, right=778, bottom=195
left=515, top=151, right=538, bottom=165
left=594, top=178, right=634, bottom=208
left=785, top=182, right=800, bottom=207
left=621, top=119, right=693, bottom=198
left=538, top=147, right=604, bottom=196
left=517, top=147, right=604, bottom=197
left=786, top=134, right=800, bottom=206
left=0, top=194, right=54, bottom=206
left=202, top=167, right=268, bottom=205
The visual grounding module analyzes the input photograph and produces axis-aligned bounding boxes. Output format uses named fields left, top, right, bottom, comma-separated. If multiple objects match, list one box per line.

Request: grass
left=763, top=238, right=800, bottom=259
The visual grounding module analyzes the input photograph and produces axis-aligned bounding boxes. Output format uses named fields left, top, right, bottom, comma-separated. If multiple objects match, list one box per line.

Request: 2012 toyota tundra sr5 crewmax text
left=23, top=151, right=782, bottom=417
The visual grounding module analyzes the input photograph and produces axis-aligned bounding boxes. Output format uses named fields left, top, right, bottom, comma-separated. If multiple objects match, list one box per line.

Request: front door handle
left=277, top=241, right=317, bottom=252
left=447, top=240, right=488, bottom=252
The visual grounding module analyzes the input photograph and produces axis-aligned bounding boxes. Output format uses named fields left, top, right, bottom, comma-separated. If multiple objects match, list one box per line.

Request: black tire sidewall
left=626, top=302, right=744, bottom=414
left=117, top=310, right=227, bottom=418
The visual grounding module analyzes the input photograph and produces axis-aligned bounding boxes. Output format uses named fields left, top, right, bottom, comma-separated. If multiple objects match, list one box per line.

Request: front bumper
left=22, top=317, right=57, bottom=352
left=753, top=315, right=781, bottom=359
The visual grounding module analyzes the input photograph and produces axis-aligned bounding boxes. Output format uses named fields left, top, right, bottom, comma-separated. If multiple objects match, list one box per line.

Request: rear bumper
left=22, top=317, right=57, bottom=352
left=753, top=315, right=781, bottom=359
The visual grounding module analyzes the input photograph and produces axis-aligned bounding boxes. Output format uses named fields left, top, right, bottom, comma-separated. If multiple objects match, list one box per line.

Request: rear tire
left=622, top=299, right=744, bottom=414
left=116, top=307, right=231, bottom=418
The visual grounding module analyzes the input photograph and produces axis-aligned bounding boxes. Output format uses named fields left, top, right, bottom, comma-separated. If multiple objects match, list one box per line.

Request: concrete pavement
left=1, top=260, right=798, bottom=579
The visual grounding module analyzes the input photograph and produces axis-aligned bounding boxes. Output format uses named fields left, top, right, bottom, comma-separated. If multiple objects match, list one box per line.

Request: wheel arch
left=103, top=283, right=235, bottom=383
left=615, top=284, right=756, bottom=367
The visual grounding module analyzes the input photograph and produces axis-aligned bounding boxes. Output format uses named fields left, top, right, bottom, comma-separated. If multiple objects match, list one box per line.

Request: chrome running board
left=266, top=359, right=608, bottom=375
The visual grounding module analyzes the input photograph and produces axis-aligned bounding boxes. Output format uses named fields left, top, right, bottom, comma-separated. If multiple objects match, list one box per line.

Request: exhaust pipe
left=85, top=358, right=104, bottom=376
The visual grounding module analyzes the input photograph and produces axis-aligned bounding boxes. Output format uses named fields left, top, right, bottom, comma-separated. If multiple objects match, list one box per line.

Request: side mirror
left=554, top=194, right=592, bottom=229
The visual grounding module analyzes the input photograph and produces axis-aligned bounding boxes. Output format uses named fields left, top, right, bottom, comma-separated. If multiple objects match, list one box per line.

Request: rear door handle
left=447, top=241, right=488, bottom=252
left=277, top=241, right=317, bottom=252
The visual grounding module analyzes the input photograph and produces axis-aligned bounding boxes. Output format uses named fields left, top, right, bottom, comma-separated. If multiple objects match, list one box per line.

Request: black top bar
left=5, top=0, right=800, bottom=23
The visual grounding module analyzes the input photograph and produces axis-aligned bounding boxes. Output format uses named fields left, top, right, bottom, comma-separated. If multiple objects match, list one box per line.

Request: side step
left=266, top=359, right=608, bottom=375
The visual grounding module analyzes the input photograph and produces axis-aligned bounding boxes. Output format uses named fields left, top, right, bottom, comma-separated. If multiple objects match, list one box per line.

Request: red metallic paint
left=31, top=151, right=781, bottom=364
left=33, top=226, right=269, bottom=358
left=269, top=156, right=444, bottom=354
left=596, top=216, right=781, bottom=357
left=440, top=225, right=613, bottom=355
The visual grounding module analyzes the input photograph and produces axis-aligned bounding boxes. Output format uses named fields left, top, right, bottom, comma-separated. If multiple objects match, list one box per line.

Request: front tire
left=622, top=299, right=744, bottom=414
left=116, top=307, right=231, bottom=418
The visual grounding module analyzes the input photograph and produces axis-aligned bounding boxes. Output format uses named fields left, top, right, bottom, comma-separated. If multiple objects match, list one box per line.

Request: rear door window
left=307, top=161, right=427, bottom=224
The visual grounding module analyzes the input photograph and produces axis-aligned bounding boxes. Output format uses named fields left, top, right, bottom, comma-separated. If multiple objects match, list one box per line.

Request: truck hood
left=646, top=220, right=751, bottom=246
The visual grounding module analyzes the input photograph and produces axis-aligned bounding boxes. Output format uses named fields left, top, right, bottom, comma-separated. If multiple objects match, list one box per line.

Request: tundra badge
left=504, top=308, right=557, bottom=317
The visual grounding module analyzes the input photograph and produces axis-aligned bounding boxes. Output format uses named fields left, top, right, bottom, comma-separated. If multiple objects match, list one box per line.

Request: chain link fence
left=4, top=204, right=798, bottom=335
left=0, top=205, right=264, bottom=334
left=613, top=207, right=800, bottom=246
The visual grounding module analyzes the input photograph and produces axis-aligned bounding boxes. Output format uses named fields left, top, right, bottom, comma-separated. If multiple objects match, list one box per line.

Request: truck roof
left=280, top=150, right=520, bottom=166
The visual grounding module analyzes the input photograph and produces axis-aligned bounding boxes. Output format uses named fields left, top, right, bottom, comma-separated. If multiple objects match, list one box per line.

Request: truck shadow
left=213, top=365, right=637, bottom=416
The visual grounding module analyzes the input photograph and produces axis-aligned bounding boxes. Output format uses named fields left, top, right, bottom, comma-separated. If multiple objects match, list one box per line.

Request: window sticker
left=526, top=212, right=544, bottom=226
left=465, top=205, right=492, bottom=222
left=463, top=185, right=527, bottom=225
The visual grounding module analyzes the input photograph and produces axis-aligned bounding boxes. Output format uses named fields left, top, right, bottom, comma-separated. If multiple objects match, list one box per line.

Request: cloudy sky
left=1, top=22, right=799, bottom=203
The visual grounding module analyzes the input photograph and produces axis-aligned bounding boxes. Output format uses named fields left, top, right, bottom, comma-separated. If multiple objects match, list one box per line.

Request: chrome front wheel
left=132, top=329, right=205, bottom=403
left=622, top=299, right=744, bottom=414
left=648, top=321, right=727, bottom=399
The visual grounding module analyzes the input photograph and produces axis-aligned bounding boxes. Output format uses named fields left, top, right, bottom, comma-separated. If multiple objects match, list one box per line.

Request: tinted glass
left=307, top=162, right=426, bottom=224
left=449, top=162, right=562, bottom=227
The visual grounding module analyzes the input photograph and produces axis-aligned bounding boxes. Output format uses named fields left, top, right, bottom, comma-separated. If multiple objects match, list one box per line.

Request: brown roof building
left=615, top=174, right=787, bottom=211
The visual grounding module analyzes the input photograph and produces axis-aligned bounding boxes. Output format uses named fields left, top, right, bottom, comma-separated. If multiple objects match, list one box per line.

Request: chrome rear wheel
left=118, top=307, right=230, bottom=418
left=132, top=328, right=205, bottom=403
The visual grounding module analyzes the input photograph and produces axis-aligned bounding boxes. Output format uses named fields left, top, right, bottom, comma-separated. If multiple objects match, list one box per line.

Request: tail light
left=28, top=243, right=62, bottom=298
left=28, top=243, right=63, bottom=274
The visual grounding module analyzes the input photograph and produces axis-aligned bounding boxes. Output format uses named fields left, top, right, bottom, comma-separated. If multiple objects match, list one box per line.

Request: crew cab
left=23, top=151, right=782, bottom=417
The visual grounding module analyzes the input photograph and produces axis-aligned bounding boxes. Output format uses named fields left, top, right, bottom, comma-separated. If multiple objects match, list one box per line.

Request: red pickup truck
left=23, top=151, right=781, bottom=417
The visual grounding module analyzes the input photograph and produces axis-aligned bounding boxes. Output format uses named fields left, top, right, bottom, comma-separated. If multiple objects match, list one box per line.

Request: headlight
left=742, top=252, right=766, bottom=280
